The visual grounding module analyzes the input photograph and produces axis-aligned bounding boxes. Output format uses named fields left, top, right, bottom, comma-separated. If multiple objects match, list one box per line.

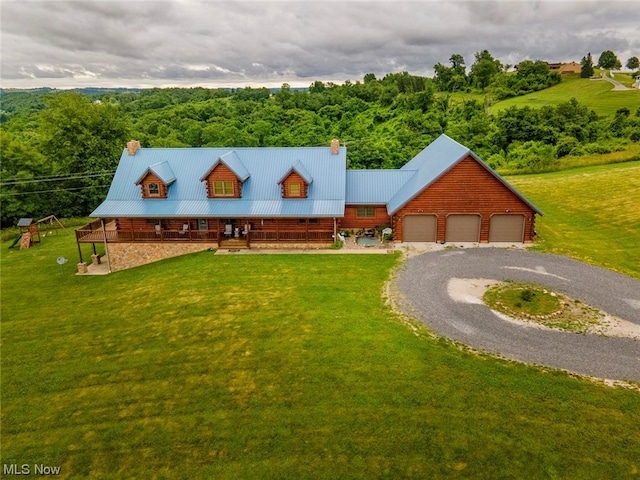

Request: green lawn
left=507, top=160, right=640, bottom=279
left=491, top=74, right=640, bottom=117
left=2, top=228, right=639, bottom=478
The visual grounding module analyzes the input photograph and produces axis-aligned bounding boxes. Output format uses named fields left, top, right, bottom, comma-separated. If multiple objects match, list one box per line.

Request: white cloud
left=1, top=0, right=638, bottom=89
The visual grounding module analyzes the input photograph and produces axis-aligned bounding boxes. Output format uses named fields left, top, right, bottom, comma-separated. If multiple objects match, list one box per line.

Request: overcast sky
left=1, top=0, right=638, bottom=89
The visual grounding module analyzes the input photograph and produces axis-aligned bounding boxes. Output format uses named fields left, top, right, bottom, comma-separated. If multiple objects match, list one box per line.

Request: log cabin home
left=77, top=135, right=541, bottom=271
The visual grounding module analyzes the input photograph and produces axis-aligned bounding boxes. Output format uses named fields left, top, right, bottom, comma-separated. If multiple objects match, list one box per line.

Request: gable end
left=201, top=162, right=243, bottom=198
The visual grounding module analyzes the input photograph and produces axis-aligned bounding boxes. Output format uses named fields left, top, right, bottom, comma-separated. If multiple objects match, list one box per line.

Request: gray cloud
left=1, top=0, right=638, bottom=89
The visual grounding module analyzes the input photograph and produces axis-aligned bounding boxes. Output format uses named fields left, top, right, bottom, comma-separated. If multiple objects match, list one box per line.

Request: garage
left=489, top=214, right=525, bottom=242
left=445, top=214, right=480, bottom=242
left=403, top=215, right=437, bottom=242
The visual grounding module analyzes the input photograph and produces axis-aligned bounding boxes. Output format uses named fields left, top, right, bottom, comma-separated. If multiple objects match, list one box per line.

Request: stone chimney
left=330, top=138, right=340, bottom=155
left=127, top=140, right=141, bottom=156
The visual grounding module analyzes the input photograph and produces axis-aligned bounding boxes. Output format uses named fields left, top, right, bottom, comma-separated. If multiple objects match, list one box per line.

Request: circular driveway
left=396, top=248, right=640, bottom=382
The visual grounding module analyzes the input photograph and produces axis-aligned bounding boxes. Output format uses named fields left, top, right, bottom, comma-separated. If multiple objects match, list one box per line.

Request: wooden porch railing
left=251, top=230, right=334, bottom=242
left=76, top=221, right=332, bottom=245
left=76, top=222, right=219, bottom=243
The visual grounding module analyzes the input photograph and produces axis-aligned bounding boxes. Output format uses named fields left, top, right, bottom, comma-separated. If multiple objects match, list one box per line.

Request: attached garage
left=403, top=215, right=437, bottom=242
left=445, top=214, right=481, bottom=242
left=489, top=214, right=525, bottom=242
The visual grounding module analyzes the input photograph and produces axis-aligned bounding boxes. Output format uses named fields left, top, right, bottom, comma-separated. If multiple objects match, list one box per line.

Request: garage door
left=489, top=214, right=525, bottom=242
left=403, top=215, right=437, bottom=242
left=445, top=214, right=481, bottom=242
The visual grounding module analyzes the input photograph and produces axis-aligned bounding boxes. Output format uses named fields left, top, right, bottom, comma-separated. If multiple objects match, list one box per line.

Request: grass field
left=2, top=162, right=640, bottom=478
left=491, top=74, right=640, bottom=117
left=507, top=160, right=640, bottom=279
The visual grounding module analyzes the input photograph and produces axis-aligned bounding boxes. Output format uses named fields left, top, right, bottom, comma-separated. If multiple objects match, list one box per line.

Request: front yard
left=2, top=233, right=639, bottom=479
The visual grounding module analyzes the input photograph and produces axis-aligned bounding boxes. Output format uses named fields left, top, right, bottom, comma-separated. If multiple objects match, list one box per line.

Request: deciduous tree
left=597, top=50, right=619, bottom=70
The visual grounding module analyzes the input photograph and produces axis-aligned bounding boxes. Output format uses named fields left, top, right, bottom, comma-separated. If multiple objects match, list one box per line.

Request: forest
left=1, top=51, right=639, bottom=227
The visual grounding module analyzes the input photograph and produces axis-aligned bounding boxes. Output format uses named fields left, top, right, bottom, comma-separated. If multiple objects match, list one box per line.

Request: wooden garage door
left=403, top=215, right=437, bottom=242
left=445, top=214, right=481, bottom=242
left=489, top=214, right=525, bottom=242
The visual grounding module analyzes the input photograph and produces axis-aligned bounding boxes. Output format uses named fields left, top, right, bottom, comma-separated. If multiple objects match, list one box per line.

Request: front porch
left=75, top=218, right=336, bottom=272
left=76, top=218, right=336, bottom=247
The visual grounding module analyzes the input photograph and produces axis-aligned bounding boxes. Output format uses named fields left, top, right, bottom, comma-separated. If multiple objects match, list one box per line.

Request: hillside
left=2, top=157, right=640, bottom=477
left=2, top=70, right=640, bottom=226
left=491, top=73, right=640, bottom=117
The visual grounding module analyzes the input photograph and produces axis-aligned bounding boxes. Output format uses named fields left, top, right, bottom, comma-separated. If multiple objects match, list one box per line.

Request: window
left=356, top=206, right=376, bottom=218
left=147, top=183, right=160, bottom=196
left=213, top=181, right=234, bottom=196
left=308, top=218, right=319, bottom=224
left=288, top=183, right=301, bottom=196
left=198, top=219, right=209, bottom=231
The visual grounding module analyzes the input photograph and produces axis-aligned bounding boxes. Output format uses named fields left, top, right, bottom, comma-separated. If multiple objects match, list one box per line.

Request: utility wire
left=0, top=172, right=115, bottom=186
left=0, top=184, right=110, bottom=197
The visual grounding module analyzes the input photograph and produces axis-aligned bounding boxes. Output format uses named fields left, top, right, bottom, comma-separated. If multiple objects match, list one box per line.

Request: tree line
left=1, top=49, right=639, bottom=227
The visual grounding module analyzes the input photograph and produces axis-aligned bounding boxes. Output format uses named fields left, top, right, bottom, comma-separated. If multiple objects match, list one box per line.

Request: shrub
left=555, top=136, right=581, bottom=158
left=520, top=289, right=535, bottom=302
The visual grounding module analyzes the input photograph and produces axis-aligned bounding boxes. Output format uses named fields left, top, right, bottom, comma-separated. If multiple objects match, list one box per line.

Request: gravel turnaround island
left=396, top=248, right=640, bottom=382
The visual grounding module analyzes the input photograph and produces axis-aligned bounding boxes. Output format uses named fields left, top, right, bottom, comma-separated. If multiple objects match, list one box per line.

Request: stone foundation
left=107, top=242, right=216, bottom=272
left=105, top=241, right=335, bottom=272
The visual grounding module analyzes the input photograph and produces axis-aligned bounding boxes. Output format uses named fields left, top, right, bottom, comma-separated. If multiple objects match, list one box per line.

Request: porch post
left=77, top=240, right=84, bottom=264
left=101, top=218, right=112, bottom=273
left=333, top=217, right=337, bottom=241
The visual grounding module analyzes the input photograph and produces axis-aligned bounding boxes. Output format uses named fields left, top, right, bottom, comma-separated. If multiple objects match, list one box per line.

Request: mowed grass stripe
left=2, top=211, right=640, bottom=476
left=508, top=160, right=640, bottom=278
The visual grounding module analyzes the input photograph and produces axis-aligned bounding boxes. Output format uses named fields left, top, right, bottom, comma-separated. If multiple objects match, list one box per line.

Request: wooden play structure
left=10, top=215, right=69, bottom=249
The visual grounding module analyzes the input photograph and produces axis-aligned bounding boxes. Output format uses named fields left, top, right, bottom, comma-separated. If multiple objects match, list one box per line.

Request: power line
left=0, top=171, right=116, bottom=185
left=0, top=184, right=110, bottom=197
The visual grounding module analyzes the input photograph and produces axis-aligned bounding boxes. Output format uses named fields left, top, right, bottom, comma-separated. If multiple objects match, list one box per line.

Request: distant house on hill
left=76, top=135, right=542, bottom=272
left=515, top=61, right=581, bottom=75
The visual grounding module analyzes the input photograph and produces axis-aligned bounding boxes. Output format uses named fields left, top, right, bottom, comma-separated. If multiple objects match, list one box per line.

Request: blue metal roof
left=135, top=161, right=176, bottom=185
left=345, top=170, right=414, bottom=204
left=278, top=160, right=313, bottom=185
left=92, top=135, right=541, bottom=221
left=387, top=134, right=543, bottom=215
left=92, top=146, right=346, bottom=218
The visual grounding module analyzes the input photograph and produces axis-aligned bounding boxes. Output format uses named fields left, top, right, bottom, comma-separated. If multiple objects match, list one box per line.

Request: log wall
left=392, top=156, right=537, bottom=242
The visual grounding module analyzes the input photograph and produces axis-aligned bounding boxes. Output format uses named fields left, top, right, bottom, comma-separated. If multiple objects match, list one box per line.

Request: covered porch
left=75, top=217, right=336, bottom=271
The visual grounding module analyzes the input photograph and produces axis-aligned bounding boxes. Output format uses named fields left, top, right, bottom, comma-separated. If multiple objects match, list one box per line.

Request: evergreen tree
left=580, top=53, right=594, bottom=78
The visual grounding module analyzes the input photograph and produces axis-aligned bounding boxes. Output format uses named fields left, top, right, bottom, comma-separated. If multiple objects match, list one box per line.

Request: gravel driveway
left=395, top=248, right=640, bottom=382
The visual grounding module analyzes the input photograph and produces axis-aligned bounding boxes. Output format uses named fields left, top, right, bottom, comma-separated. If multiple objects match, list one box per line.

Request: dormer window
left=200, top=152, right=249, bottom=199
left=288, top=183, right=301, bottom=197
left=147, top=183, right=160, bottom=196
left=213, top=181, right=234, bottom=196
left=278, top=160, right=313, bottom=199
left=136, top=162, right=175, bottom=199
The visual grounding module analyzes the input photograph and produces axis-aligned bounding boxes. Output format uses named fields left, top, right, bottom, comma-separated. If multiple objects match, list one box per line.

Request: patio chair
left=224, top=224, right=233, bottom=237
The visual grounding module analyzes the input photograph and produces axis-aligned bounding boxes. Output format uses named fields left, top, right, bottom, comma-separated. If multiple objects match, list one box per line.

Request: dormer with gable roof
left=200, top=151, right=250, bottom=198
left=136, top=161, right=176, bottom=199
left=278, top=160, right=313, bottom=198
